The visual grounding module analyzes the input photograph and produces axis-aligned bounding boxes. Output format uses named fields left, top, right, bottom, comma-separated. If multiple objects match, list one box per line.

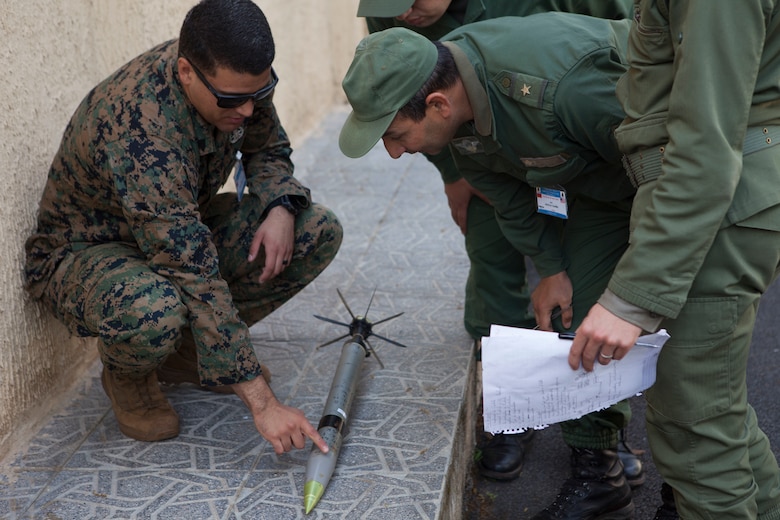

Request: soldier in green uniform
left=355, top=0, right=640, bottom=485
left=24, top=0, right=342, bottom=455
left=570, top=1, right=780, bottom=518
left=339, top=14, right=640, bottom=519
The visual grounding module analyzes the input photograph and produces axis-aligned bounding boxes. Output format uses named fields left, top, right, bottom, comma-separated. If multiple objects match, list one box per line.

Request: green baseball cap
left=357, top=0, right=414, bottom=18
left=339, top=28, right=438, bottom=158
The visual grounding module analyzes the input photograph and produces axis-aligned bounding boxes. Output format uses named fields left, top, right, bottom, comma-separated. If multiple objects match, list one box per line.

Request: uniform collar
left=461, top=0, right=487, bottom=25
left=168, top=41, right=224, bottom=156
left=446, top=0, right=470, bottom=24
left=442, top=41, right=492, bottom=137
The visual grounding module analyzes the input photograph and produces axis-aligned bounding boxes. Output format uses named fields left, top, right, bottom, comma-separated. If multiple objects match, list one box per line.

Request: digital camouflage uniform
left=365, top=0, right=634, bottom=338
left=604, top=1, right=780, bottom=517
left=439, top=14, right=635, bottom=448
left=25, top=40, right=343, bottom=387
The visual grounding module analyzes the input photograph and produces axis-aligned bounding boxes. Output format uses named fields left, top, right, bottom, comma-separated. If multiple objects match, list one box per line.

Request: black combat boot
left=531, top=447, right=634, bottom=520
left=653, top=482, right=679, bottom=519
left=617, top=428, right=645, bottom=488
left=476, top=429, right=535, bottom=480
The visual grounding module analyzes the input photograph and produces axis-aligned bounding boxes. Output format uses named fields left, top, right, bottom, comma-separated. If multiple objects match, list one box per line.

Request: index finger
left=560, top=304, right=574, bottom=329
left=536, top=310, right=553, bottom=331
left=568, top=333, right=586, bottom=371
left=303, top=421, right=329, bottom=454
left=536, top=304, right=565, bottom=331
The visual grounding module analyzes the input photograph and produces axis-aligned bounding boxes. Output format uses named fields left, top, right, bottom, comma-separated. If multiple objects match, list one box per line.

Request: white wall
left=0, top=0, right=364, bottom=459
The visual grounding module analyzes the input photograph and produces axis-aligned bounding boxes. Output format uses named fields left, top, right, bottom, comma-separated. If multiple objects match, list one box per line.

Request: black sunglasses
left=185, top=57, right=278, bottom=109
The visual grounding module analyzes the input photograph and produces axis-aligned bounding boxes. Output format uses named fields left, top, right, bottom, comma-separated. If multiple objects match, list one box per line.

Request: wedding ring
left=600, top=352, right=614, bottom=359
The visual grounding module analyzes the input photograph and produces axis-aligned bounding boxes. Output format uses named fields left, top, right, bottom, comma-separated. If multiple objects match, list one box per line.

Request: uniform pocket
left=633, top=1, right=673, bottom=55
left=614, top=3, right=675, bottom=153
left=646, top=296, right=738, bottom=424
left=524, top=154, right=587, bottom=187
left=47, top=244, right=148, bottom=337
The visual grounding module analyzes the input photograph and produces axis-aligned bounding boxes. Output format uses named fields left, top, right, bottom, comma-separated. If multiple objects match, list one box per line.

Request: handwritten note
left=481, top=326, right=669, bottom=434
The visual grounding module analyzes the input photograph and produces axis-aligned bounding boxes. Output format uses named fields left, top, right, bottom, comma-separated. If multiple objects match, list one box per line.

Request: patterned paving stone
left=0, top=107, right=474, bottom=519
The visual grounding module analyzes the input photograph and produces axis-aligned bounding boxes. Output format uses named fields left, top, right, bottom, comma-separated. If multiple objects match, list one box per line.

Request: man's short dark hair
left=179, top=0, right=275, bottom=75
left=398, top=42, right=459, bottom=122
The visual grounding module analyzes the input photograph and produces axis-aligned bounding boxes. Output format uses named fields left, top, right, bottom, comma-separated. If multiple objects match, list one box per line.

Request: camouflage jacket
left=25, top=39, right=309, bottom=384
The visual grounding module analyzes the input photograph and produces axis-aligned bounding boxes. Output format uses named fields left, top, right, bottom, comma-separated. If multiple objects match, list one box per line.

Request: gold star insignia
left=521, top=84, right=531, bottom=96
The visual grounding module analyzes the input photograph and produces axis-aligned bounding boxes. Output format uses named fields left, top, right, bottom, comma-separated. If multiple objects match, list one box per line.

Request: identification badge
left=535, top=186, right=568, bottom=219
left=234, top=151, right=247, bottom=201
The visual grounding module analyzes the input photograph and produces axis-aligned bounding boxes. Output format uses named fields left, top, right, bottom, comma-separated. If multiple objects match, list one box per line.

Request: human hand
left=248, top=206, right=295, bottom=283
left=232, top=375, right=329, bottom=454
left=443, top=179, right=491, bottom=234
left=531, top=271, right=573, bottom=331
left=569, top=304, right=642, bottom=372
left=443, top=179, right=473, bottom=234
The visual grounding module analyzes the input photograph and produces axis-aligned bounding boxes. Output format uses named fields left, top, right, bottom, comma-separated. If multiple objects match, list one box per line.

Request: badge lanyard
left=234, top=151, right=247, bottom=202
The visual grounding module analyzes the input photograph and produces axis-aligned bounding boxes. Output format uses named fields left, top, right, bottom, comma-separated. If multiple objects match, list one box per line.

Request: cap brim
left=357, top=0, right=414, bottom=18
left=339, top=109, right=397, bottom=159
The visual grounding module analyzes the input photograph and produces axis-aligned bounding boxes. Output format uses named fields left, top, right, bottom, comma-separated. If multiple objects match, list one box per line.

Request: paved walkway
left=5, top=105, right=779, bottom=520
left=0, top=106, right=477, bottom=520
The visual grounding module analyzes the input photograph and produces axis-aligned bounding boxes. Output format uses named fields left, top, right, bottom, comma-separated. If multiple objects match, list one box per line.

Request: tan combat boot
left=156, top=329, right=271, bottom=394
left=101, top=367, right=180, bottom=442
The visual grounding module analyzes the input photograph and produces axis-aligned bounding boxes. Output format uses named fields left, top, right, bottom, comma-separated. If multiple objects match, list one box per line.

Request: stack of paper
left=481, top=326, right=669, bottom=434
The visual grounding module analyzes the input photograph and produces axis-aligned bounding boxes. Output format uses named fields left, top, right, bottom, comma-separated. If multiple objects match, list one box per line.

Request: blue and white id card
left=535, top=186, right=568, bottom=219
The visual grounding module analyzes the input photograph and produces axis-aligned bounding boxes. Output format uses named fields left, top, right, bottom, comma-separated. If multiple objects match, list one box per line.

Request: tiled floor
left=0, top=106, right=475, bottom=520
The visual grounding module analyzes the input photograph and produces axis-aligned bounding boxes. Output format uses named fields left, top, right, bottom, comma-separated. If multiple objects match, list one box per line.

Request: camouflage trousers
left=42, top=193, right=342, bottom=379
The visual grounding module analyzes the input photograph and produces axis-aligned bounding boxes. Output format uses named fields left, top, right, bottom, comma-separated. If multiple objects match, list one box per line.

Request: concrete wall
left=0, top=0, right=364, bottom=459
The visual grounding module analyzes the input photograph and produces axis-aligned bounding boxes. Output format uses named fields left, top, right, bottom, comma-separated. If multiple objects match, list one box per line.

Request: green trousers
left=42, top=193, right=342, bottom=379
left=464, top=196, right=534, bottom=338
left=634, top=171, right=780, bottom=516
left=469, top=192, right=633, bottom=447
left=554, top=196, right=635, bottom=448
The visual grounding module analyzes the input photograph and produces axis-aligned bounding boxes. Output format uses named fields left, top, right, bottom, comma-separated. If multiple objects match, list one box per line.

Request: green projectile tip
left=303, top=480, right=324, bottom=514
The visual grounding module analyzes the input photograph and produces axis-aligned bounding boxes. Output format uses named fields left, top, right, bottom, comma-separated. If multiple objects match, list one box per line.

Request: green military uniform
left=605, top=1, right=780, bottom=517
left=25, top=40, right=342, bottom=387
left=365, top=0, right=633, bottom=35
left=434, top=14, right=635, bottom=447
left=364, top=0, right=633, bottom=338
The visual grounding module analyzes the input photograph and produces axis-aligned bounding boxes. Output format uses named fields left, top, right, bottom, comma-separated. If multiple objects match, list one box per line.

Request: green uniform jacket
left=440, top=14, right=634, bottom=277
left=606, top=0, right=780, bottom=324
left=25, top=40, right=311, bottom=382
left=366, top=0, right=633, bottom=41
left=366, top=0, right=635, bottom=183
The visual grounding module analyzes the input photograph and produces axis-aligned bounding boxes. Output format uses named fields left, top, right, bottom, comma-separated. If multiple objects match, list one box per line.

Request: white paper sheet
left=481, top=326, right=670, bottom=434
